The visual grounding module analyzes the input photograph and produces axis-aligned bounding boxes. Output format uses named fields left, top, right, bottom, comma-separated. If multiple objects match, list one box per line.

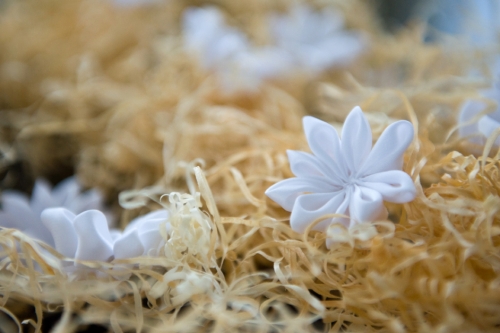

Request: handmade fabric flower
left=266, top=106, right=416, bottom=235
left=268, top=4, right=365, bottom=74
left=41, top=208, right=170, bottom=261
left=458, top=81, right=500, bottom=146
left=0, top=177, right=113, bottom=248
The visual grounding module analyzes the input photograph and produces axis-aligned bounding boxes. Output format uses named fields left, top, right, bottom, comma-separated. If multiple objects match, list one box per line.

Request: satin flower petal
left=358, top=120, right=414, bottom=176
left=73, top=210, right=114, bottom=262
left=361, top=171, right=416, bottom=203
left=266, top=177, right=339, bottom=212
left=40, top=208, right=78, bottom=258
left=341, top=106, right=372, bottom=174
left=114, top=230, right=144, bottom=260
left=349, top=186, right=387, bottom=226
left=302, top=116, right=348, bottom=180
left=290, top=192, right=347, bottom=233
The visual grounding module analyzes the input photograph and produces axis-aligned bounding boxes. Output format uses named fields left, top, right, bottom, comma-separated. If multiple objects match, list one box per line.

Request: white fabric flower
left=269, top=4, right=365, bottom=74
left=40, top=208, right=170, bottom=262
left=458, top=82, right=500, bottom=146
left=0, top=177, right=113, bottom=247
left=266, top=106, right=416, bottom=236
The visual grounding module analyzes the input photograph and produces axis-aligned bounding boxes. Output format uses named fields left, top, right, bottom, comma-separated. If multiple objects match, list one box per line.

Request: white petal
left=349, top=186, right=387, bottom=226
left=30, top=179, right=58, bottom=216
left=73, top=210, right=113, bottom=261
left=67, top=189, right=103, bottom=214
left=1, top=191, right=33, bottom=230
left=361, top=171, right=416, bottom=203
left=358, top=120, right=414, bottom=176
left=0, top=212, right=18, bottom=229
left=290, top=191, right=347, bottom=233
left=125, top=209, right=169, bottom=232
left=287, top=150, right=340, bottom=183
left=458, top=99, right=486, bottom=144
left=478, top=113, right=500, bottom=145
left=40, top=208, right=77, bottom=258
left=137, top=220, right=167, bottom=256
left=114, top=230, right=144, bottom=259
left=302, top=116, right=348, bottom=180
left=2, top=191, right=53, bottom=245
left=51, top=177, right=81, bottom=205
left=265, top=177, right=338, bottom=212
left=341, top=106, right=372, bottom=174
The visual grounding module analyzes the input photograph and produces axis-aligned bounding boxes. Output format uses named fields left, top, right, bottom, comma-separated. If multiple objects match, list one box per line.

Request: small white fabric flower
left=266, top=106, right=416, bottom=236
left=458, top=81, right=500, bottom=146
left=0, top=177, right=113, bottom=247
left=40, top=208, right=170, bottom=262
left=269, top=4, right=365, bottom=74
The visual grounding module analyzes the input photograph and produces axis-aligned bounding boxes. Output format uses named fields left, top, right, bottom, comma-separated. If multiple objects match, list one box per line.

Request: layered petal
left=51, top=177, right=81, bottom=206
left=302, top=116, right=348, bottom=180
left=114, top=230, right=144, bottom=259
left=3, top=191, right=54, bottom=245
left=458, top=99, right=487, bottom=145
left=349, top=186, right=387, bottom=226
left=360, top=170, right=416, bottom=203
left=73, top=210, right=114, bottom=261
left=2, top=191, right=35, bottom=231
left=265, top=177, right=338, bottom=212
left=358, top=120, right=414, bottom=176
left=41, top=208, right=77, bottom=258
left=287, top=150, right=340, bottom=183
left=478, top=113, right=500, bottom=145
left=341, top=106, right=372, bottom=174
left=31, top=179, right=58, bottom=216
left=137, top=220, right=167, bottom=256
left=290, top=191, right=347, bottom=233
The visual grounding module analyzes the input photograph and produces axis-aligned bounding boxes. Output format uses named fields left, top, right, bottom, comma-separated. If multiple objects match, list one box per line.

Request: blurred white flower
left=459, top=79, right=500, bottom=146
left=269, top=4, right=365, bottom=74
left=183, top=6, right=248, bottom=70
left=40, top=208, right=170, bottom=262
left=112, top=0, right=160, bottom=7
left=266, top=107, right=416, bottom=243
left=0, top=177, right=113, bottom=247
left=182, top=6, right=294, bottom=92
left=421, top=0, right=500, bottom=46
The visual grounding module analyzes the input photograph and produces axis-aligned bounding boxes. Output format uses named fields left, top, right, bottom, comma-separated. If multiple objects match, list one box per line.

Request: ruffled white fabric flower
left=266, top=106, right=416, bottom=237
left=40, top=208, right=170, bottom=262
left=269, top=4, right=365, bottom=74
left=0, top=177, right=113, bottom=248
left=458, top=82, right=500, bottom=146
